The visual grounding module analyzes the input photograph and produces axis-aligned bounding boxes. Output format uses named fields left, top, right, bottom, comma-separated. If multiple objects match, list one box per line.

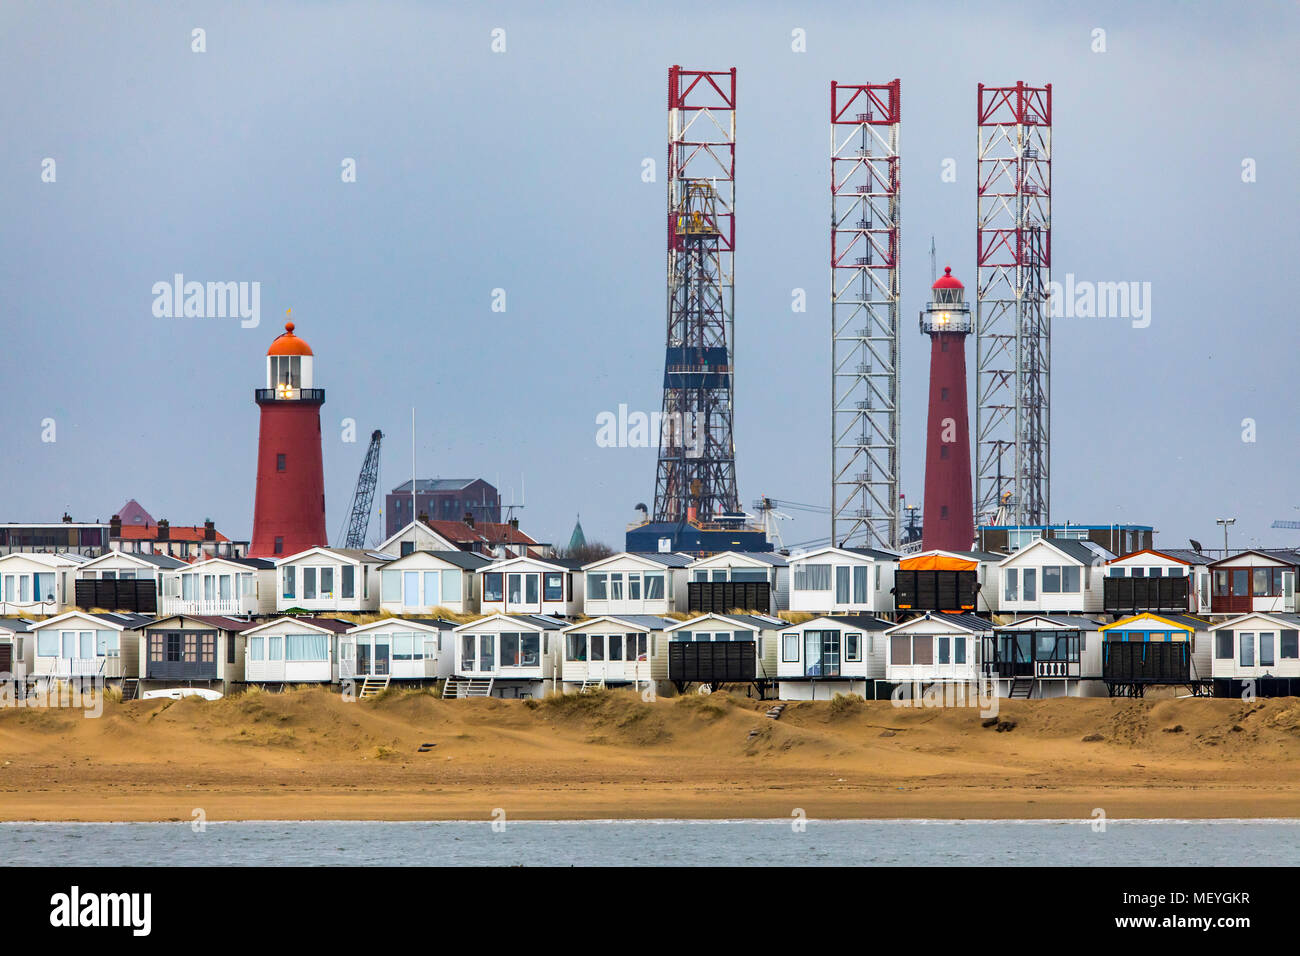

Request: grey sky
left=3, top=1, right=1297, bottom=553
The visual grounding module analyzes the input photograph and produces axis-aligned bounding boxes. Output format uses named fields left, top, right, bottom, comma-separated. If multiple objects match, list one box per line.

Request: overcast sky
left=3, top=0, right=1297, bottom=554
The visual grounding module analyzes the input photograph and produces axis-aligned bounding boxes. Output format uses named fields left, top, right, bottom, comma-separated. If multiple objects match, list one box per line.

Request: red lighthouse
left=920, top=267, right=974, bottom=552
left=248, top=320, right=327, bottom=558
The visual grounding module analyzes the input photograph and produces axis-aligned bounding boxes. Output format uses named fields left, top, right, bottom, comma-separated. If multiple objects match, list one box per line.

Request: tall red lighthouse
left=248, top=320, right=327, bottom=558
left=920, top=267, right=974, bottom=552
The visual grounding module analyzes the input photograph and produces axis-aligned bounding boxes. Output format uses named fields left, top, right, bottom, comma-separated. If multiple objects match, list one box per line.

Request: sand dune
left=1, top=687, right=1298, bottom=821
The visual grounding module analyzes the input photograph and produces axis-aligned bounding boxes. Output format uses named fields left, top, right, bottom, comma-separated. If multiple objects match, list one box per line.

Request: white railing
left=1034, top=660, right=1081, bottom=679
left=160, top=596, right=246, bottom=616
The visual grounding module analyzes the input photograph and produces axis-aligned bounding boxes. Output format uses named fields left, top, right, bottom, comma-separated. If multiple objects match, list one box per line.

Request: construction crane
left=342, top=430, right=383, bottom=549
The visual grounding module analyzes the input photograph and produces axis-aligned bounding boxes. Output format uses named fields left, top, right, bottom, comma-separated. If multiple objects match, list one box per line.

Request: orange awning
left=900, top=554, right=977, bottom=572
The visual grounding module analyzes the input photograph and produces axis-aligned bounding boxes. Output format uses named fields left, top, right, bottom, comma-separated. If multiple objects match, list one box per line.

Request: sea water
left=1, top=819, right=1297, bottom=866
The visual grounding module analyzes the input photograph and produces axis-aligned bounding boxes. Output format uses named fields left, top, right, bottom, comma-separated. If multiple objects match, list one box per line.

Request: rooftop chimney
left=110, top=514, right=122, bottom=538
left=463, top=511, right=475, bottom=529
left=61, top=512, right=72, bottom=523
left=157, top=519, right=170, bottom=541
left=509, top=518, right=519, bottom=530
left=204, top=519, right=216, bottom=541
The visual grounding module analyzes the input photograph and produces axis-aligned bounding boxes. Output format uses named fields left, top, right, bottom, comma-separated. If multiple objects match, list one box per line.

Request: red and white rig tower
left=248, top=320, right=328, bottom=558
left=920, top=267, right=974, bottom=553
left=830, top=80, right=901, bottom=550
left=975, top=82, right=1052, bottom=527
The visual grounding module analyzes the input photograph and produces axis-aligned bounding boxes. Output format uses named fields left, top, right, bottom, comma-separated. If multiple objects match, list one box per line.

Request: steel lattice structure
left=975, top=82, right=1052, bottom=527
left=830, top=80, right=901, bottom=549
left=653, top=66, right=739, bottom=523
left=343, top=429, right=383, bottom=549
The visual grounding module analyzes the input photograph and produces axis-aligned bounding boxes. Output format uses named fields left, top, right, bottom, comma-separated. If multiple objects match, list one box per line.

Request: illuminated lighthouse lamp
left=266, top=321, right=316, bottom=399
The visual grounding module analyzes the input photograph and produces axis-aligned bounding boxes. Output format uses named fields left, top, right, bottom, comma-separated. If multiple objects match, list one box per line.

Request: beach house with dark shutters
left=74, top=550, right=186, bottom=613
left=138, top=614, right=253, bottom=693
left=448, top=613, right=565, bottom=698
left=1206, top=550, right=1299, bottom=616
left=775, top=614, right=893, bottom=700
left=664, top=613, right=784, bottom=696
left=478, top=556, right=584, bottom=617
left=1209, top=613, right=1300, bottom=696
left=1104, top=549, right=1214, bottom=615
left=685, top=551, right=789, bottom=613
left=581, top=552, right=692, bottom=617
left=275, top=547, right=391, bottom=613
left=1097, top=613, right=1213, bottom=696
left=787, top=546, right=898, bottom=615
left=892, top=549, right=1004, bottom=614
left=559, top=615, right=675, bottom=693
left=884, top=613, right=992, bottom=688
left=984, top=615, right=1106, bottom=699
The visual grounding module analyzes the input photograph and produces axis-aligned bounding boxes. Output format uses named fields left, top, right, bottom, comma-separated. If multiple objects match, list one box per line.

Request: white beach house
left=0, top=618, right=36, bottom=681
left=884, top=613, right=992, bottom=688
left=378, top=550, right=490, bottom=616
left=449, top=613, right=565, bottom=698
left=997, top=538, right=1113, bottom=616
left=1206, top=550, right=1299, bottom=617
left=558, top=614, right=675, bottom=693
left=160, top=557, right=277, bottom=617
left=581, top=552, right=691, bottom=618
left=28, top=610, right=150, bottom=683
left=775, top=614, right=893, bottom=700
left=787, top=546, right=898, bottom=615
left=0, top=552, right=85, bottom=616
left=275, top=547, right=391, bottom=614
left=340, top=617, right=458, bottom=684
left=242, top=616, right=352, bottom=684
left=1209, top=612, right=1300, bottom=695
left=479, top=556, right=584, bottom=617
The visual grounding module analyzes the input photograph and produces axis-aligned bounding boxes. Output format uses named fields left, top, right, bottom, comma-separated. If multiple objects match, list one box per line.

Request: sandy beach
left=1, top=687, right=1298, bottom=822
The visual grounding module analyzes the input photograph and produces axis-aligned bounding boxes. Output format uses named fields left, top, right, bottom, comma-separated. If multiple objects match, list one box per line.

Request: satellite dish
left=1189, top=538, right=1203, bottom=554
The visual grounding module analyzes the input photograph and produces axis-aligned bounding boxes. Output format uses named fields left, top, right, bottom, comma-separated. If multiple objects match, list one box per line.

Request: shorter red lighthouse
left=248, top=320, right=328, bottom=558
left=920, top=267, right=974, bottom=553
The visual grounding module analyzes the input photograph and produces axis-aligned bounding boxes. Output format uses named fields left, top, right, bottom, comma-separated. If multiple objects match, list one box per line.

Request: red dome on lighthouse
left=932, top=265, right=964, bottom=291
left=267, top=321, right=313, bottom=356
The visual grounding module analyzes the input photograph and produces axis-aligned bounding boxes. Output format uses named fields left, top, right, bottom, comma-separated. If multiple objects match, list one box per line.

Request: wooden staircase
left=1007, top=678, right=1035, bottom=700
left=120, top=678, right=140, bottom=702
left=358, top=676, right=390, bottom=700
left=579, top=675, right=606, bottom=693
left=442, top=676, right=494, bottom=699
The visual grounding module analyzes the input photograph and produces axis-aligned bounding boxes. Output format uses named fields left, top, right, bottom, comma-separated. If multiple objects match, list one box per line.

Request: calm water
left=1, top=819, right=1297, bottom=866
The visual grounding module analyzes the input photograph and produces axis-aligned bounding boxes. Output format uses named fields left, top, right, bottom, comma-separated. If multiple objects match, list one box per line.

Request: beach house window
left=1259, top=633, right=1276, bottom=667
left=303, top=568, right=317, bottom=600
left=421, top=571, right=439, bottom=607
left=182, top=574, right=195, bottom=600
left=218, top=575, right=232, bottom=602
left=282, top=566, right=296, bottom=600
left=544, top=572, right=564, bottom=602
left=1043, top=566, right=1062, bottom=593
left=37, top=631, right=58, bottom=657
left=342, top=565, right=355, bottom=599
left=782, top=632, right=799, bottom=662
left=937, top=636, right=951, bottom=664
left=692, top=570, right=708, bottom=583
left=1281, top=630, right=1298, bottom=659
left=462, top=634, right=477, bottom=669
left=835, top=566, right=850, bottom=604
left=605, top=634, right=623, bottom=661
left=890, top=634, right=911, bottom=665
left=587, top=573, right=608, bottom=600
left=845, top=632, right=862, bottom=662
left=1004, top=569, right=1019, bottom=601
left=500, top=633, right=520, bottom=667
left=645, top=573, right=665, bottom=600
left=853, top=566, right=869, bottom=604
left=954, top=637, right=967, bottom=664
left=381, top=570, right=400, bottom=603
left=567, top=633, right=588, bottom=662
left=527, top=574, right=541, bottom=605
left=794, top=564, right=831, bottom=591
left=442, top=569, right=461, bottom=603
left=249, top=636, right=265, bottom=661
left=609, top=573, right=624, bottom=602
left=403, top=571, right=419, bottom=606
left=629, top=634, right=648, bottom=662
left=286, top=633, right=327, bottom=662
left=268, top=636, right=284, bottom=661
left=589, top=635, right=605, bottom=662
left=483, top=573, right=503, bottom=603
left=520, top=634, right=540, bottom=666
left=34, top=572, right=54, bottom=602
left=1167, top=566, right=1185, bottom=577
left=626, top=574, right=642, bottom=601
left=1061, top=566, right=1081, bottom=592
left=478, top=634, right=495, bottom=670
left=241, top=573, right=255, bottom=597
left=1109, top=567, right=1125, bottom=577
left=1023, top=569, right=1037, bottom=600
left=203, top=575, right=215, bottom=602
left=912, top=636, right=934, bottom=666
left=1215, top=632, right=1233, bottom=659
left=1240, top=633, right=1255, bottom=667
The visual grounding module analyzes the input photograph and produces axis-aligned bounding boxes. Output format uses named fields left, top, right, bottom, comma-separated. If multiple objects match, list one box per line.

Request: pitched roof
left=147, top=614, right=257, bottom=632
left=245, top=616, right=355, bottom=634
left=114, top=499, right=155, bottom=527
left=391, top=478, right=490, bottom=493
left=999, top=614, right=1106, bottom=630
left=562, top=614, right=678, bottom=632
left=1209, top=549, right=1300, bottom=567
left=820, top=614, right=893, bottom=631
left=0, top=618, right=36, bottom=634
left=887, top=612, right=993, bottom=634
left=1109, top=548, right=1213, bottom=566
left=1209, top=612, right=1300, bottom=630
left=114, top=522, right=231, bottom=543
left=381, top=549, right=494, bottom=571
left=1102, top=612, right=1210, bottom=631
left=690, top=551, right=789, bottom=567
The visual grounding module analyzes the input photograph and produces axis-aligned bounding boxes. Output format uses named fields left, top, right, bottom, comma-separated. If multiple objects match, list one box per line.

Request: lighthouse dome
left=267, top=321, right=313, bottom=357
left=932, top=265, right=964, bottom=291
